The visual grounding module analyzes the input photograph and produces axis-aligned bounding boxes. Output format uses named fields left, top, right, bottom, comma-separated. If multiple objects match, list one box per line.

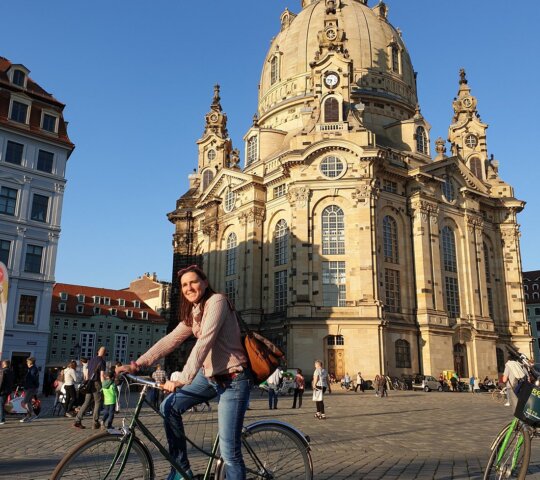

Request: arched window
left=483, top=241, right=494, bottom=318
left=470, top=157, right=483, bottom=179
left=391, top=46, right=400, bottom=73
left=534, top=292, right=540, bottom=300
left=441, top=226, right=460, bottom=317
left=322, top=206, right=345, bottom=255
left=395, top=339, right=411, bottom=368
left=416, top=126, right=428, bottom=154
left=383, top=216, right=399, bottom=263
left=270, top=56, right=279, bottom=85
left=274, top=220, right=288, bottom=266
left=225, top=233, right=237, bottom=276
left=247, top=136, right=258, bottom=166
left=525, top=293, right=529, bottom=301
left=534, top=284, right=539, bottom=291
left=202, top=169, right=214, bottom=191
left=324, top=97, right=339, bottom=123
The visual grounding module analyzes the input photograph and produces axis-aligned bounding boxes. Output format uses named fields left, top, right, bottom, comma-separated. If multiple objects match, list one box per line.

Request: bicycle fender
left=244, top=419, right=311, bottom=449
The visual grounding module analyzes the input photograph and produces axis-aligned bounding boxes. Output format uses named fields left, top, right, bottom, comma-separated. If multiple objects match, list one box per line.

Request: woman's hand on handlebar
left=162, top=380, right=183, bottom=393
left=116, top=364, right=138, bottom=375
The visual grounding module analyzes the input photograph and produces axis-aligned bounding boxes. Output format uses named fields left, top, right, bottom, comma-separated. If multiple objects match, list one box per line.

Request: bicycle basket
left=514, top=381, right=540, bottom=427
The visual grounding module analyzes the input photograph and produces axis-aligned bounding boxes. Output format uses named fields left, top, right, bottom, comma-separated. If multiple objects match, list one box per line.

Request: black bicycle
left=51, top=373, right=313, bottom=479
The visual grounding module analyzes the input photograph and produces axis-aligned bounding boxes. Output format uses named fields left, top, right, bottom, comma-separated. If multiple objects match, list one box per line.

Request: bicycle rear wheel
left=215, top=422, right=313, bottom=479
left=484, top=421, right=531, bottom=480
left=51, top=431, right=154, bottom=479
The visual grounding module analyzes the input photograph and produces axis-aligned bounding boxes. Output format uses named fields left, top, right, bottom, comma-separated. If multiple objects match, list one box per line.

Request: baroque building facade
left=0, top=57, right=74, bottom=384
left=167, top=0, right=529, bottom=379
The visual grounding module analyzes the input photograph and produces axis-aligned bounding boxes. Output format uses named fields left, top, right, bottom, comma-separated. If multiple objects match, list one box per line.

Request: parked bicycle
left=51, top=373, right=313, bottom=479
left=484, top=349, right=540, bottom=480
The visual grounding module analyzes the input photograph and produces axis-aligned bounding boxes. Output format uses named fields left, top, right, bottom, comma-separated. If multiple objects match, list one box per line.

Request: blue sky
left=2, top=1, right=539, bottom=289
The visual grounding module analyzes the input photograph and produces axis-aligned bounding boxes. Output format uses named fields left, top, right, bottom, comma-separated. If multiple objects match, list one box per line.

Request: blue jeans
left=160, top=369, right=252, bottom=480
left=102, top=404, right=115, bottom=428
left=268, top=388, right=278, bottom=409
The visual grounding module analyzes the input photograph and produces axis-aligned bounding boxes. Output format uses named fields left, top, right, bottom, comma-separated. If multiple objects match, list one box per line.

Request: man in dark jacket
left=0, top=360, right=14, bottom=424
left=21, top=357, right=40, bottom=422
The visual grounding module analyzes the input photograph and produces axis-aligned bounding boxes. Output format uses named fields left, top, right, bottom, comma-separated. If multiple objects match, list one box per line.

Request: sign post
left=0, top=262, right=9, bottom=359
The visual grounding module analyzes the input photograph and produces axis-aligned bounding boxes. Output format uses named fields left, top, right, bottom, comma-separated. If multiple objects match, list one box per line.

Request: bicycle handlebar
left=121, top=373, right=161, bottom=389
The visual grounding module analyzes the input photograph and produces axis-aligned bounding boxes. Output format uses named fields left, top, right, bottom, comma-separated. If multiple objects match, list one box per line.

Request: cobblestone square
left=1, top=388, right=540, bottom=479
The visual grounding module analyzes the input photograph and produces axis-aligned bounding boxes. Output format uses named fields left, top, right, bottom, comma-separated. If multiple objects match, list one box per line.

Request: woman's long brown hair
left=177, top=265, right=216, bottom=327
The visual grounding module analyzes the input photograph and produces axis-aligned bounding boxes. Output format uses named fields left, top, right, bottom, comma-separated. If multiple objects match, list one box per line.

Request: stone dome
left=258, top=0, right=418, bottom=132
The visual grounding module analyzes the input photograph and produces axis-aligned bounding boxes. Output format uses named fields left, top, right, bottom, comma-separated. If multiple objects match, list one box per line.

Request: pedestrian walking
left=373, top=375, right=381, bottom=396
left=101, top=371, right=118, bottom=429
left=379, top=374, right=388, bottom=397
left=312, top=359, right=330, bottom=419
left=151, top=363, right=168, bottom=409
left=20, top=357, right=40, bottom=422
left=292, top=368, right=305, bottom=408
left=469, top=375, right=475, bottom=393
left=63, top=360, right=78, bottom=417
left=73, top=347, right=107, bottom=429
left=0, top=360, right=14, bottom=425
left=354, top=372, right=364, bottom=392
left=117, top=264, right=252, bottom=480
left=266, top=367, right=283, bottom=410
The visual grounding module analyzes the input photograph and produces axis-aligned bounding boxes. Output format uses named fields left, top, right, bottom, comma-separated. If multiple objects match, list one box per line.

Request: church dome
left=258, top=0, right=418, bottom=132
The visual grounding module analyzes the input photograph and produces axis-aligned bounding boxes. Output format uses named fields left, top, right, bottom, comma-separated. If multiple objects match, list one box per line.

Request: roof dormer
left=7, top=64, right=30, bottom=89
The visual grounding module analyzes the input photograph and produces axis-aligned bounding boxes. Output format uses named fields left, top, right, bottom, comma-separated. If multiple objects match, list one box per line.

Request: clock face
left=325, top=28, right=337, bottom=41
left=209, top=113, right=219, bottom=122
left=324, top=72, right=339, bottom=88
left=462, top=97, right=472, bottom=108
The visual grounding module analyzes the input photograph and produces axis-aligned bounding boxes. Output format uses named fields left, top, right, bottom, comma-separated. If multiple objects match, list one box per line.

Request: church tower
left=168, top=0, right=529, bottom=378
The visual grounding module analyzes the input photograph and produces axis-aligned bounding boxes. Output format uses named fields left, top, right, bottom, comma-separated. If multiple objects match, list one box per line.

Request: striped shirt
left=136, top=294, right=247, bottom=385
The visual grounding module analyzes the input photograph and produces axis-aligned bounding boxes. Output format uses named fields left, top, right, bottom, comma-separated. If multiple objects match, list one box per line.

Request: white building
left=0, top=57, right=74, bottom=385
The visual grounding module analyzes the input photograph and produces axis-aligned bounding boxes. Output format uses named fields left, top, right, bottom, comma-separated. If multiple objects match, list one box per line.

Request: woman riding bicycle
left=118, top=265, right=252, bottom=480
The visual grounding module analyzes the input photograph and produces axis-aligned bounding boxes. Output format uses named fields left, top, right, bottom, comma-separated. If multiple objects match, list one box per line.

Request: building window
left=535, top=307, right=540, bottom=316
left=320, top=156, right=344, bottom=178
left=322, top=261, right=346, bottom=307
left=225, top=279, right=236, bottom=306
left=93, top=307, right=101, bottom=315
left=273, top=184, right=286, bottom=198
left=37, top=150, right=54, bottom=173
left=60, top=292, right=68, bottom=300
left=225, top=233, right=237, bottom=276
left=270, top=56, right=279, bottom=85
left=0, top=240, right=11, bottom=266
left=133, top=300, right=141, bottom=308
left=17, top=295, right=37, bottom=324
left=274, top=220, right=288, bottom=266
left=77, top=294, right=85, bottom=303
left=416, top=126, right=428, bottom=154
left=327, top=335, right=345, bottom=346
left=76, top=305, right=84, bottom=314
left=202, top=169, right=214, bottom=190
left=465, top=134, right=478, bottom=149
left=30, top=194, right=49, bottom=222
left=13, top=70, right=26, bottom=87
left=382, top=179, right=398, bottom=193
left=483, top=242, right=491, bottom=282
left=10, top=100, right=28, bottom=123
left=274, top=270, right=287, bottom=312
left=395, top=339, right=411, bottom=368
left=384, top=269, right=401, bottom=313
left=322, top=206, right=345, bottom=255
left=442, top=226, right=460, bottom=318
left=5, top=141, right=24, bottom=165
left=442, top=175, right=455, bottom=202
left=0, top=186, right=18, bottom=216
left=80, top=332, right=96, bottom=359
left=42, top=113, right=57, bottom=133
left=118, top=298, right=125, bottom=306
left=141, top=311, right=148, bottom=320
left=470, top=157, right=483, bottom=179
left=103, top=297, right=111, bottom=306
left=24, top=245, right=43, bottom=273
left=445, top=277, right=460, bottom=318
left=207, top=149, right=216, bottom=161
left=324, top=97, right=339, bottom=123
left=247, top=136, right=258, bottom=166
left=383, top=216, right=399, bottom=263
left=126, top=310, right=133, bottom=318
left=223, top=189, right=236, bottom=212
left=110, top=308, right=117, bottom=316
left=442, top=226, right=458, bottom=273
left=391, top=46, right=400, bottom=73
left=114, top=334, right=128, bottom=364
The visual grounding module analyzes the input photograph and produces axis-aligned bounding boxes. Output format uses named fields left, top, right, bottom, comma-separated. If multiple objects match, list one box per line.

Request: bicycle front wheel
left=484, top=421, right=531, bottom=480
left=51, top=431, right=154, bottom=479
left=216, top=422, right=313, bottom=479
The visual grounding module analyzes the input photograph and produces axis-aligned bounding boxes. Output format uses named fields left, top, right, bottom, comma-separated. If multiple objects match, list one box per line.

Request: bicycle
left=484, top=350, right=540, bottom=480
left=51, top=373, right=313, bottom=479
left=490, top=386, right=508, bottom=404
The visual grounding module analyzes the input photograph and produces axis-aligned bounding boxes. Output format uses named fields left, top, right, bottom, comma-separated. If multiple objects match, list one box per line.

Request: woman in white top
left=63, top=360, right=78, bottom=416
left=312, top=359, right=330, bottom=419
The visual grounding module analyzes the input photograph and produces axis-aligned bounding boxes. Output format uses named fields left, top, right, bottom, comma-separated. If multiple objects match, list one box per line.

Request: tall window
left=391, top=46, right=400, bottom=73
left=324, top=97, right=339, bottom=123
left=202, top=169, right=214, bottom=190
left=80, top=332, right=96, bottom=359
left=31, top=194, right=49, bottom=222
left=18, top=295, right=37, bottom=324
left=0, top=239, right=11, bottom=266
left=225, top=279, right=237, bottom=306
left=274, top=220, right=288, bottom=266
left=484, top=242, right=494, bottom=318
left=114, top=334, right=128, bottom=364
left=395, top=339, right=411, bottom=368
left=0, top=186, right=18, bottom=215
left=470, top=157, right=483, bottom=179
left=384, top=269, right=401, bottom=313
left=383, top=216, right=399, bottom=263
left=5, top=140, right=23, bottom=165
left=416, top=126, right=428, bottom=154
left=247, top=136, right=258, bottom=165
left=270, top=56, right=279, bottom=85
left=322, top=261, right=346, bottom=307
left=322, top=206, right=345, bottom=255
left=37, top=150, right=54, bottom=173
left=441, top=226, right=460, bottom=317
left=225, top=233, right=237, bottom=276
left=274, top=270, right=287, bottom=312
left=10, top=100, right=28, bottom=123
left=13, top=70, right=26, bottom=86
left=25, top=245, right=43, bottom=273
left=42, top=113, right=57, bottom=133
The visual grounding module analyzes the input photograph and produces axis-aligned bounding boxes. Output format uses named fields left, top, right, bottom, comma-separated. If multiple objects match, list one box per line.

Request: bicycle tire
left=484, top=421, right=531, bottom=480
left=215, top=422, right=313, bottom=479
left=51, top=431, right=154, bottom=479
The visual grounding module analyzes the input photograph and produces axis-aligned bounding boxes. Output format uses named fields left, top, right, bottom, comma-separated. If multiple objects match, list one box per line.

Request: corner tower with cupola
left=168, top=0, right=529, bottom=379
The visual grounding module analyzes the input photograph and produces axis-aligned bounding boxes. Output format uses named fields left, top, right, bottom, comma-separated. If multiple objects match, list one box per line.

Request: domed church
left=167, top=0, right=529, bottom=379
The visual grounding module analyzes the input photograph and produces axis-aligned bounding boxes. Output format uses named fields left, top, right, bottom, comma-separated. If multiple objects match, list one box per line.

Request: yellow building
left=168, top=0, right=530, bottom=380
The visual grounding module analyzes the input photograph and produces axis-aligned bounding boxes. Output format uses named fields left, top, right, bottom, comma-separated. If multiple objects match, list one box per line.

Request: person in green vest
left=101, top=371, right=118, bottom=429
